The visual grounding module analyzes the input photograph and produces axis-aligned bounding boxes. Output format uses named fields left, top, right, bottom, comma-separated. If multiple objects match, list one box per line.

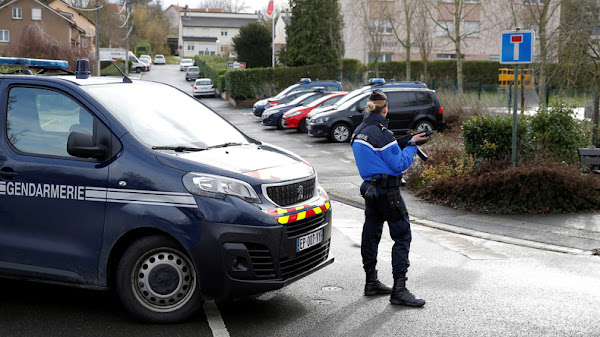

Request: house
left=339, top=0, right=561, bottom=65
left=163, top=5, right=226, bottom=55
left=273, top=11, right=290, bottom=58
left=0, top=0, right=87, bottom=57
left=47, top=0, right=96, bottom=57
left=177, top=9, right=259, bottom=58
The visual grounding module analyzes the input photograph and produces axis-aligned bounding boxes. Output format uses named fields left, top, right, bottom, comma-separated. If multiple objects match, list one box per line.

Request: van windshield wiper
left=152, top=146, right=205, bottom=152
left=205, top=142, right=244, bottom=150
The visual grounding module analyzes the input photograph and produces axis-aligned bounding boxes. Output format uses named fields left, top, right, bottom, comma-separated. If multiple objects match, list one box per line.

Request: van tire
left=414, top=120, right=434, bottom=133
left=135, top=67, right=142, bottom=73
left=116, top=235, right=203, bottom=323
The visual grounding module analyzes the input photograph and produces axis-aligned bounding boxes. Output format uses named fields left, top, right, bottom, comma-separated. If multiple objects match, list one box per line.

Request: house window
left=0, top=30, right=9, bottom=42
left=12, top=7, right=22, bottom=19
left=221, top=31, right=227, bottom=36
left=464, top=21, right=479, bottom=37
left=436, top=53, right=457, bottom=60
left=32, top=8, right=41, bottom=20
left=82, top=39, right=88, bottom=48
left=368, top=52, right=393, bottom=62
left=187, top=44, right=194, bottom=51
left=369, top=19, right=393, bottom=35
left=436, top=21, right=453, bottom=37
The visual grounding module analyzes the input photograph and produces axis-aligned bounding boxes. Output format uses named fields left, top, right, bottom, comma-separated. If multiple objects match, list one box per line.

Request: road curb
left=328, top=192, right=594, bottom=256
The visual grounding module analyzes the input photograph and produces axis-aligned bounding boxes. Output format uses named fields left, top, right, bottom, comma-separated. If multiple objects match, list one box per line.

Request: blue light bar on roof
left=299, top=78, right=311, bottom=83
left=313, top=86, right=325, bottom=92
left=368, top=78, right=386, bottom=85
left=0, top=57, right=69, bottom=69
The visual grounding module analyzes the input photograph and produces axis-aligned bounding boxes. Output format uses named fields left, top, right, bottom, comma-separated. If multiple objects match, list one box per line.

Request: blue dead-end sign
left=500, top=30, right=535, bottom=64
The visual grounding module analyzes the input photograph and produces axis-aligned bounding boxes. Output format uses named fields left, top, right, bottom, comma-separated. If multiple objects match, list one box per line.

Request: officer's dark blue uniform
left=351, top=89, right=426, bottom=307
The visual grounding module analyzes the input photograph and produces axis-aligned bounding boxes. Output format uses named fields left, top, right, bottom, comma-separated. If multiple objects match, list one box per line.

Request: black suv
left=307, top=87, right=443, bottom=143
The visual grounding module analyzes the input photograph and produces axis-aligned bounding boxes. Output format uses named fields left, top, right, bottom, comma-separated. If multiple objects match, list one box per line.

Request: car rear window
left=196, top=80, right=212, bottom=85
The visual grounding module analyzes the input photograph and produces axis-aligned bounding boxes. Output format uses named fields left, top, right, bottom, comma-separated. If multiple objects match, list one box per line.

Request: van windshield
left=84, top=82, right=249, bottom=149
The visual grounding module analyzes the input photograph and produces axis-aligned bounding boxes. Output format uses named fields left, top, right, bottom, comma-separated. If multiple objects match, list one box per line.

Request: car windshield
left=308, top=93, right=343, bottom=108
left=181, top=59, right=193, bottom=64
left=329, top=89, right=367, bottom=108
left=338, top=92, right=369, bottom=110
left=84, top=82, right=249, bottom=148
left=289, top=93, right=316, bottom=105
left=274, top=84, right=300, bottom=99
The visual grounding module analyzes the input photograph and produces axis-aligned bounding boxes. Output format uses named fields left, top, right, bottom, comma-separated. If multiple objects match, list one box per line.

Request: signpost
left=500, top=29, right=535, bottom=167
left=227, top=62, right=246, bottom=69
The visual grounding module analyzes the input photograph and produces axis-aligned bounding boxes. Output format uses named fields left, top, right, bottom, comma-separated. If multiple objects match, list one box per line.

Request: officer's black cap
left=369, top=89, right=387, bottom=101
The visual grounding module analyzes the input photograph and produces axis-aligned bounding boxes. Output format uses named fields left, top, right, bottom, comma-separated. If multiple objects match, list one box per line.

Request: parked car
left=307, top=87, right=444, bottom=143
left=128, top=52, right=149, bottom=73
left=139, top=54, right=152, bottom=64
left=253, top=90, right=315, bottom=117
left=185, top=66, right=201, bottom=81
left=179, top=58, right=194, bottom=71
left=282, top=92, right=347, bottom=133
left=154, top=54, right=166, bottom=65
left=262, top=89, right=330, bottom=129
left=0, top=56, right=333, bottom=323
left=193, top=78, right=216, bottom=97
left=253, top=78, right=343, bottom=117
left=306, top=78, right=427, bottom=123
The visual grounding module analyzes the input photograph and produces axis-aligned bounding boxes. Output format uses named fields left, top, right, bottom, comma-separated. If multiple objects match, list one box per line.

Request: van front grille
left=266, top=178, right=315, bottom=207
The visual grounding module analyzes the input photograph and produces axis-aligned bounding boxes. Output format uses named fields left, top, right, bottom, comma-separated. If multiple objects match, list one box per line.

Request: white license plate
left=296, top=229, right=324, bottom=252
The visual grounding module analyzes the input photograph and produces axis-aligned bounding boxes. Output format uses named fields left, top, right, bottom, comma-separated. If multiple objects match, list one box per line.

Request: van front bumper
left=191, top=209, right=333, bottom=299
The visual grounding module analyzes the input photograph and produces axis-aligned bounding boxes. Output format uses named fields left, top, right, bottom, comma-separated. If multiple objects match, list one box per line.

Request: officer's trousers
left=360, top=181, right=412, bottom=280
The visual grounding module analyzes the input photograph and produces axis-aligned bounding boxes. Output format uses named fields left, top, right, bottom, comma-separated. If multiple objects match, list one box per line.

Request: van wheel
left=298, top=118, right=308, bottom=133
left=116, top=235, right=202, bottom=323
left=330, top=123, right=351, bottom=143
left=135, top=67, right=142, bottom=73
left=414, top=120, right=434, bottom=133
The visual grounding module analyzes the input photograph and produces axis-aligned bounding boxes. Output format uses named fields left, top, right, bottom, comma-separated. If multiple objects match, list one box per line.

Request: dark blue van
left=0, top=58, right=333, bottom=323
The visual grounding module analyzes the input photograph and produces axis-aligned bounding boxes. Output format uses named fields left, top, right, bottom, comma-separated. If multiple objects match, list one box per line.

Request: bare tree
left=428, top=0, right=493, bottom=98
left=381, top=0, right=418, bottom=80
left=521, top=0, right=561, bottom=106
left=553, top=0, right=600, bottom=146
left=199, top=0, right=248, bottom=13
left=414, top=1, right=434, bottom=83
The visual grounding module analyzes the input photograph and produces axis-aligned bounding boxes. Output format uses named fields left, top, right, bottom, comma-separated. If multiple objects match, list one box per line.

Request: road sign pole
left=512, top=64, right=519, bottom=167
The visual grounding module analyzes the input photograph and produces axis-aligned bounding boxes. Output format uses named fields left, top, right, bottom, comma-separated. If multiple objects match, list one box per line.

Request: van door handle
left=0, top=170, right=19, bottom=178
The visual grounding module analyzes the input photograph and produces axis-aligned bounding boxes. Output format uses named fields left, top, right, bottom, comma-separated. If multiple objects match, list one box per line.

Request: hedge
left=224, top=63, right=339, bottom=101
left=373, top=60, right=504, bottom=84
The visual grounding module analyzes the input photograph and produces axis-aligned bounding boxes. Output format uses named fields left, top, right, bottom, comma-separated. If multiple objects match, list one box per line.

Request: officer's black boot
left=389, top=277, right=425, bottom=307
left=364, top=270, right=392, bottom=296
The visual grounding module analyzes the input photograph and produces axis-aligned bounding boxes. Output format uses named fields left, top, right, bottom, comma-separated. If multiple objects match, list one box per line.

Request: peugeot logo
left=297, top=185, right=304, bottom=199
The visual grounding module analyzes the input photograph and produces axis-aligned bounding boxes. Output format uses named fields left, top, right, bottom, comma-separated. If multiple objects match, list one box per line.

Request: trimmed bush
left=416, top=162, right=600, bottom=213
left=528, top=103, right=591, bottom=164
left=461, top=114, right=528, bottom=162
left=373, top=60, right=503, bottom=84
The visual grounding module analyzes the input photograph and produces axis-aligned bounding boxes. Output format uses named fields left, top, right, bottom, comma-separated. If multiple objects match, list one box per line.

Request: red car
left=282, top=92, right=347, bottom=132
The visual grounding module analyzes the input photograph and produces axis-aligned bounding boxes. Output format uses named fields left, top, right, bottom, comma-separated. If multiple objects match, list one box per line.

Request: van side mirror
left=357, top=105, right=365, bottom=112
left=67, top=130, right=106, bottom=160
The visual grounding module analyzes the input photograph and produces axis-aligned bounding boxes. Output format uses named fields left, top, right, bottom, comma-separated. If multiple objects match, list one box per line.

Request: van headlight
left=314, top=116, right=329, bottom=124
left=183, top=173, right=260, bottom=203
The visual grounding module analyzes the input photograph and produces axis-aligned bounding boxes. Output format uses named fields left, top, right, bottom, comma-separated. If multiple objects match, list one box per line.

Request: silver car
left=193, top=78, right=217, bottom=98
left=154, top=54, right=166, bottom=65
left=179, top=59, right=194, bottom=71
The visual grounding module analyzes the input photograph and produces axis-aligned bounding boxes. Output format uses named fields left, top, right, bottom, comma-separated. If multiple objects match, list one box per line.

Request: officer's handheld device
left=395, top=130, right=433, bottom=161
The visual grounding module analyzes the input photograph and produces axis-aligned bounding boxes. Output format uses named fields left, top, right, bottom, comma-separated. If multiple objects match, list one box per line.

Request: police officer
left=351, top=89, right=428, bottom=307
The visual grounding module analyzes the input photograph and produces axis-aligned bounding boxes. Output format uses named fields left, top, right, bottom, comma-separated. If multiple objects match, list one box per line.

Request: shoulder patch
left=391, top=146, right=399, bottom=155
left=355, top=134, right=368, bottom=142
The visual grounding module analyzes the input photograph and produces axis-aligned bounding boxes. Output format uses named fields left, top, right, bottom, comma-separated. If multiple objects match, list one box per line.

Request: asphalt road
left=1, top=65, right=598, bottom=337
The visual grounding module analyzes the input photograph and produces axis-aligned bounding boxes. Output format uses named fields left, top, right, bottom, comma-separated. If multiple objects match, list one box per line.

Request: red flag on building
left=267, top=0, right=274, bottom=15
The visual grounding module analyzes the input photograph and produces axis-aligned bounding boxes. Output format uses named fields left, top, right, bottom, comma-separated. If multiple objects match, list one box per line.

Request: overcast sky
left=159, top=0, right=288, bottom=13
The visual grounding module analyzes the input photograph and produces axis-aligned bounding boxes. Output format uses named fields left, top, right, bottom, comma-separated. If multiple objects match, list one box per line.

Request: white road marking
left=204, top=300, right=230, bottom=337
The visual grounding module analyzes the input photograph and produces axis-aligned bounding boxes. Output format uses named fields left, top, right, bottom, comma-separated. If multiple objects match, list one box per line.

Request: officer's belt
left=369, top=174, right=403, bottom=188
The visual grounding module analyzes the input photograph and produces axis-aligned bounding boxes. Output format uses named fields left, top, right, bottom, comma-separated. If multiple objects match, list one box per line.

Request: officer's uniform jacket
left=351, top=113, right=417, bottom=181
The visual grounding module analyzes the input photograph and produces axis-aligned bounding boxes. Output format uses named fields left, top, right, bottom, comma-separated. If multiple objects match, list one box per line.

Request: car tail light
left=269, top=101, right=278, bottom=107
left=439, top=107, right=444, bottom=115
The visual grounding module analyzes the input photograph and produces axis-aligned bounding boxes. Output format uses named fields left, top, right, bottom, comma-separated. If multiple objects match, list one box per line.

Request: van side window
left=415, top=92, right=432, bottom=105
left=6, top=87, right=95, bottom=157
left=388, top=92, right=417, bottom=108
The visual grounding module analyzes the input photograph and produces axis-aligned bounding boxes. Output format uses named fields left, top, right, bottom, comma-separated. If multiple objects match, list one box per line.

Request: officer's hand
left=411, top=132, right=429, bottom=143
